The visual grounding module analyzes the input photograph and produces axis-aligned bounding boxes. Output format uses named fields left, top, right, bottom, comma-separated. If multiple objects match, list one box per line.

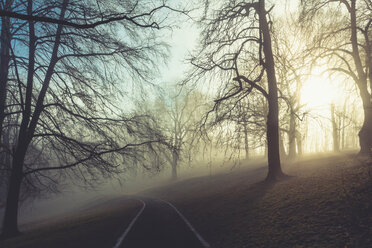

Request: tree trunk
left=323, top=129, right=329, bottom=152
left=341, top=102, right=346, bottom=149
left=1, top=0, right=68, bottom=238
left=288, top=111, right=297, bottom=160
left=1, top=149, right=25, bottom=239
left=258, top=0, right=284, bottom=181
left=0, top=126, right=11, bottom=222
left=331, top=104, right=340, bottom=152
left=0, top=0, right=12, bottom=143
left=358, top=101, right=372, bottom=155
left=348, top=1, right=372, bottom=155
left=1, top=124, right=11, bottom=170
left=356, top=81, right=372, bottom=155
left=171, top=164, right=177, bottom=180
left=0, top=1, right=17, bottom=239
left=279, top=130, right=286, bottom=160
left=296, top=131, right=303, bottom=156
left=171, top=149, right=178, bottom=180
left=243, top=121, right=249, bottom=160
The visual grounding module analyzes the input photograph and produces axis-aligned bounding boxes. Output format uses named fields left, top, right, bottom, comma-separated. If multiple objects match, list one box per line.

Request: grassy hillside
left=144, top=153, right=372, bottom=248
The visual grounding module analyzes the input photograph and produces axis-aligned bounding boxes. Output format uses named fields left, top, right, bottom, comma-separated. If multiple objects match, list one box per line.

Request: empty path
left=116, top=197, right=209, bottom=248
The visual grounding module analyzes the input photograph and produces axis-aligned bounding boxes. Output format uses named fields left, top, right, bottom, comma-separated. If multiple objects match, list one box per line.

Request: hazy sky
left=158, top=0, right=300, bottom=85
left=156, top=0, right=363, bottom=154
left=158, top=11, right=199, bottom=84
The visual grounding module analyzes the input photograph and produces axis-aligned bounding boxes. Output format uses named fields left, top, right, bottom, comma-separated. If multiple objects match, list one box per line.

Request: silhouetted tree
left=150, top=86, right=205, bottom=180
left=190, top=0, right=286, bottom=181
left=331, top=103, right=340, bottom=152
left=210, top=91, right=267, bottom=161
left=0, top=0, right=12, bottom=145
left=0, top=0, right=185, bottom=238
left=300, top=0, right=372, bottom=155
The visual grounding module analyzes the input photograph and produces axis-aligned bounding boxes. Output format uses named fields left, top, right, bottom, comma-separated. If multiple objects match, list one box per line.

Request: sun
left=300, top=67, right=340, bottom=111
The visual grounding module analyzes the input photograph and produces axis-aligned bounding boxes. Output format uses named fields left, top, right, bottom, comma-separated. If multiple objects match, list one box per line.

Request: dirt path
left=116, top=197, right=209, bottom=248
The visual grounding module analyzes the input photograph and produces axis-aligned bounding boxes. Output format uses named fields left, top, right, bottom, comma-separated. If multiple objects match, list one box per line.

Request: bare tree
left=331, top=103, right=341, bottom=151
left=330, top=99, right=360, bottom=151
left=0, top=0, right=185, bottom=239
left=147, top=86, right=206, bottom=180
left=189, top=0, right=286, bottom=181
left=0, top=0, right=12, bottom=145
left=273, top=15, right=308, bottom=160
left=209, top=91, right=267, bottom=161
left=300, top=0, right=372, bottom=155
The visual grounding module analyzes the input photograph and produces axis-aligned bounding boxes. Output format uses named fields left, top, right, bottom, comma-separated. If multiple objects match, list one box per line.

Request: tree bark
left=331, top=104, right=340, bottom=152
left=341, top=102, right=346, bottom=149
left=296, top=130, right=303, bottom=156
left=279, top=130, right=287, bottom=160
left=258, top=0, right=285, bottom=181
left=348, top=0, right=372, bottom=155
left=1, top=0, right=68, bottom=238
left=358, top=98, right=372, bottom=155
left=0, top=0, right=21, bottom=239
left=171, top=149, right=178, bottom=180
left=288, top=111, right=297, bottom=160
left=1, top=148, right=25, bottom=238
left=243, top=120, right=249, bottom=160
left=0, top=0, right=12, bottom=143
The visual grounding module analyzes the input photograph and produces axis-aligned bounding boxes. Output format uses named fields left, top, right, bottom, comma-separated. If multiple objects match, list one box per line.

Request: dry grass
left=144, top=153, right=372, bottom=248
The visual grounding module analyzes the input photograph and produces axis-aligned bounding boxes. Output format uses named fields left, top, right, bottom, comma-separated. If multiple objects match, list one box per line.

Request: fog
left=7, top=157, right=256, bottom=228
left=0, top=0, right=371, bottom=244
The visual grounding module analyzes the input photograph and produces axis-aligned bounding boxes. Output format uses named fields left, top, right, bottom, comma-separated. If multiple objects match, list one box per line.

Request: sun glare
left=300, top=67, right=340, bottom=111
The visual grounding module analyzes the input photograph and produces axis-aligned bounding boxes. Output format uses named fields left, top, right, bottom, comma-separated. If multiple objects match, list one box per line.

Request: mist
left=0, top=0, right=372, bottom=247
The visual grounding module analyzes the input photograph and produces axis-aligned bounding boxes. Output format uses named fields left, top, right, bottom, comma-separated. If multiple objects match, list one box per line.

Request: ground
left=0, top=197, right=142, bottom=248
left=1, top=152, right=371, bottom=248
left=143, top=153, right=372, bottom=248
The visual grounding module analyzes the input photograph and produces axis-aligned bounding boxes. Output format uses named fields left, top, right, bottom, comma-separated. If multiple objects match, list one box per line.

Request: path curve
left=113, top=199, right=146, bottom=248
left=114, top=197, right=210, bottom=248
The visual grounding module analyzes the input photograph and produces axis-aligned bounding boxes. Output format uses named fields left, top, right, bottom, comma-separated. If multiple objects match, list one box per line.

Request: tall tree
left=210, top=91, right=267, bottom=161
left=273, top=15, right=308, bottom=161
left=0, top=0, right=12, bottom=145
left=0, top=0, right=184, bottom=238
left=190, top=0, right=286, bottom=181
left=151, top=87, right=205, bottom=180
left=300, top=0, right=372, bottom=155
left=331, top=103, right=341, bottom=152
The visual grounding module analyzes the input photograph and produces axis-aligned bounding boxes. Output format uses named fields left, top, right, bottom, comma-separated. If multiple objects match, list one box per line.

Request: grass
left=143, top=153, right=372, bottom=248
